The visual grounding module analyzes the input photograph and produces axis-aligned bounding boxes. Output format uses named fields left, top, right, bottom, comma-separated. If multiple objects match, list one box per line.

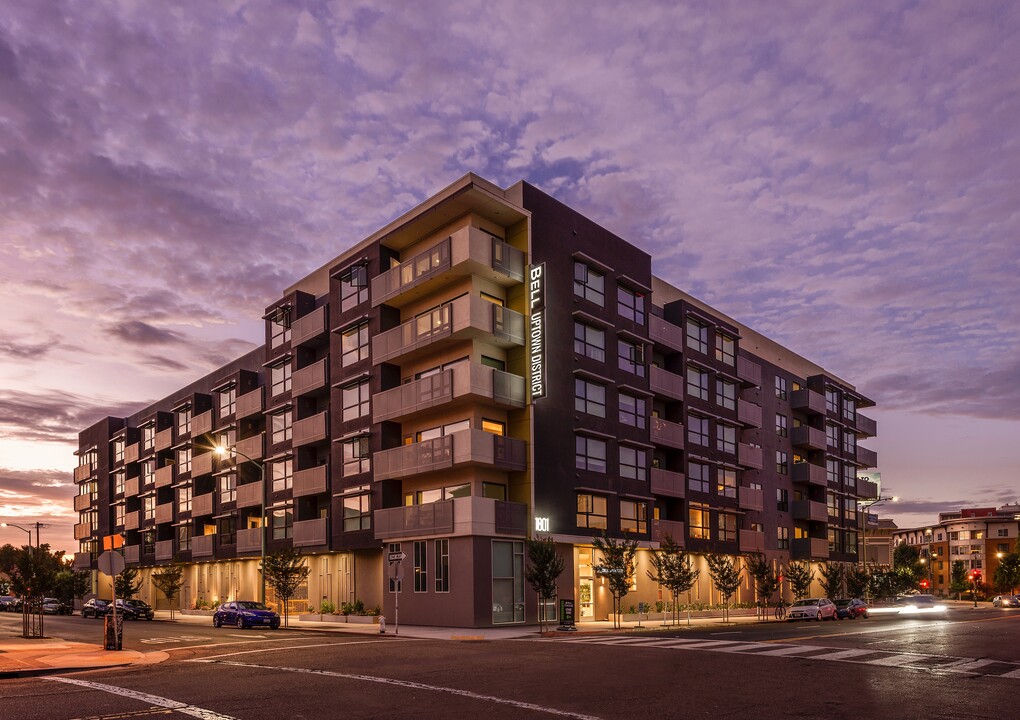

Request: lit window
left=717, top=468, right=736, bottom=498
left=620, top=500, right=647, bottom=534
left=689, top=504, right=709, bottom=539
left=481, top=419, right=506, bottom=436
left=777, top=526, right=790, bottom=549
left=576, top=493, right=607, bottom=529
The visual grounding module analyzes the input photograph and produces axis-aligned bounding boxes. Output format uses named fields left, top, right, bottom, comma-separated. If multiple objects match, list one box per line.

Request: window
left=775, top=376, right=788, bottom=400
left=270, top=313, right=291, bottom=348
left=573, top=321, right=606, bottom=361
left=141, top=424, right=155, bottom=451
left=827, top=459, right=839, bottom=484
left=689, top=504, right=709, bottom=539
left=716, top=379, right=736, bottom=411
left=177, top=447, right=191, bottom=474
left=686, top=365, right=709, bottom=400
left=218, top=386, right=236, bottom=417
left=826, top=388, right=839, bottom=414
left=271, top=411, right=292, bottom=444
left=217, top=429, right=235, bottom=459
left=483, top=483, right=507, bottom=501
left=688, top=462, right=710, bottom=493
left=339, top=264, right=368, bottom=312
left=618, top=339, right=645, bottom=377
left=341, top=437, right=370, bottom=476
left=142, top=459, right=156, bottom=485
left=777, top=526, right=790, bottom=550
left=620, top=500, right=647, bottom=534
left=176, top=407, right=192, bottom=437
left=827, top=492, right=839, bottom=517
left=717, top=468, right=736, bottom=498
left=718, top=513, right=737, bottom=542
left=219, top=473, right=236, bottom=503
left=481, top=355, right=505, bottom=371
left=617, top=286, right=645, bottom=324
left=843, top=397, right=856, bottom=421
left=715, top=332, right=735, bottom=366
left=843, top=464, right=857, bottom=487
left=218, top=516, right=236, bottom=545
left=343, top=494, right=371, bottom=531
left=481, top=419, right=506, bottom=436
left=270, top=362, right=292, bottom=397
left=777, top=488, right=789, bottom=511
left=341, top=323, right=369, bottom=366
left=177, top=524, right=192, bottom=551
left=177, top=485, right=192, bottom=513
left=843, top=430, right=856, bottom=454
left=575, top=436, right=607, bottom=473
left=271, top=507, right=293, bottom=540
left=574, top=378, right=606, bottom=417
left=435, top=539, right=450, bottom=592
left=271, top=458, right=292, bottom=492
left=826, top=423, right=840, bottom=448
left=142, top=530, right=155, bottom=555
left=998, top=528, right=1010, bottom=538
left=776, top=414, right=788, bottom=438
left=342, top=381, right=370, bottom=422
left=113, top=438, right=125, bottom=464
left=687, top=415, right=709, bottom=446
left=716, top=424, right=736, bottom=454
left=414, top=540, right=428, bottom=592
left=686, top=319, right=709, bottom=354
left=776, top=451, right=788, bottom=475
left=576, top=493, right=607, bottom=529
left=114, top=504, right=125, bottom=527
left=619, top=446, right=647, bottom=481
left=113, top=471, right=126, bottom=496
left=492, top=540, right=525, bottom=624
left=573, top=261, right=605, bottom=306
left=143, top=494, right=156, bottom=520
left=618, top=393, right=646, bottom=429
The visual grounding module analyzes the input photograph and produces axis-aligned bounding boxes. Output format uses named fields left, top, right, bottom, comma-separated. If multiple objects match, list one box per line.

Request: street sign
left=387, top=551, right=406, bottom=563
left=97, top=550, right=125, bottom=576
left=387, top=562, right=405, bottom=582
left=102, top=534, right=124, bottom=551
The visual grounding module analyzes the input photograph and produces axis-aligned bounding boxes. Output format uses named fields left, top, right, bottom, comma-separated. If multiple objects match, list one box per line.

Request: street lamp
left=859, top=496, right=898, bottom=599
left=1, top=522, right=32, bottom=548
left=214, top=445, right=267, bottom=604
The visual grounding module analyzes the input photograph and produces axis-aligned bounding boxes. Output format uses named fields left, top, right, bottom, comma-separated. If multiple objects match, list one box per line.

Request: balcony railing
left=73, top=494, right=93, bottom=512
left=738, top=486, right=763, bottom=512
left=651, top=519, right=685, bottom=544
left=650, top=417, right=685, bottom=449
left=792, top=462, right=827, bottom=486
left=155, top=540, right=174, bottom=561
left=373, top=496, right=528, bottom=541
left=156, top=502, right=173, bottom=525
left=737, top=399, right=762, bottom=428
left=233, top=527, right=258, bottom=553
left=293, top=411, right=328, bottom=446
left=236, top=480, right=264, bottom=508
left=293, top=517, right=328, bottom=547
left=648, top=316, right=684, bottom=351
left=791, top=425, right=826, bottom=450
left=192, top=409, right=213, bottom=437
left=856, top=413, right=877, bottom=438
left=236, top=433, right=264, bottom=463
left=736, top=356, right=761, bottom=386
left=649, top=366, right=684, bottom=400
left=236, top=387, right=264, bottom=420
left=374, top=429, right=526, bottom=482
left=124, top=545, right=140, bottom=564
left=73, top=523, right=92, bottom=541
left=291, top=305, right=327, bottom=346
left=373, top=363, right=525, bottom=423
left=124, top=443, right=140, bottom=464
left=73, top=551, right=92, bottom=570
left=856, top=477, right=879, bottom=500
left=124, top=511, right=140, bottom=531
left=193, top=492, right=214, bottom=517
left=292, top=357, right=329, bottom=397
left=792, top=500, right=828, bottom=523
left=739, top=529, right=766, bottom=553
left=155, top=465, right=174, bottom=488
left=738, top=443, right=763, bottom=470
left=191, top=534, right=214, bottom=558
left=155, top=428, right=173, bottom=451
left=856, top=446, right=878, bottom=468
left=192, top=451, right=214, bottom=477
left=792, top=537, right=829, bottom=560
left=791, top=388, right=826, bottom=415
left=293, top=465, right=328, bottom=497
left=73, top=464, right=92, bottom=483
left=125, top=476, right=140, bottom=496
left=372, top=294, right=525, bottom=364
left=650, top=468, right=685, bottom=498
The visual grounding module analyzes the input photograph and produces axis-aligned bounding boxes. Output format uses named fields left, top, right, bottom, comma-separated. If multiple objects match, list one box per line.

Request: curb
left=0, top=661, right=133, bottom=680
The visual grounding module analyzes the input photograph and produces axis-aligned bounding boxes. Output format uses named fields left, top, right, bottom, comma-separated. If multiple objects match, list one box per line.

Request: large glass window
left=689, top=504, right=709, bottom=539
left=686, top=365, right=709, bottom=400
left=777, top=526, right=790, bottom=550
left=176, top=407, right=192, bottom=437
left=826, top=388, right=839, bottom=414
left=271, top=411, right=292, bottom=444
left=270, top=362, right=292, bottom=397
left=573, top=321, right=606, bottom=362
left=177, top=447, right=191, bottom=474
left=218, top=386, right=236, bottom=417
left=619, top=446, right=647, bottom=481
left=339, top=264, right=368, bottom=312
left=715, top=332, right=736, bottom=366
left=686, top=319, right=709, bottom=354
left=776, top=450, right=789, bottom=475
left=716, top=424, right=736, bottom=454
left=775, top=376, right=788, bottom=400
left=573, top=261, right=605, bottom=306
left=271, top=458, right=293, bottom=492
left=716, top=378, right=736, bottom=411
left=435, top=538, right=450, bottom=592
left=492, top=540, right=525, bottom=624
left=141, top=424, right=155, bottom=451
left=576, top=493, right=608, bottom=529
left=219, top=473, right=236, bottom=503
left=574, top=378, right=606, bottom=417
left=618, top=339, right=645, bottom=377
left=687, top=415, right=709, bottom=446
left=575, top=436, right=607, bottom=473
left=177, top=485, right=192, bottom=513
left=620, top=500, right=647, bottom=534
left=271, top=507, right=293, bottom=540
left=717, top=468, right=737, bottom=498
left=341, top=437, right=370, bottom=477
left=343, top=494, right=371, bottom=531
left=341, top=323, right=369, bottom=367
left=619, top=392, right=647, bottom=429
left=617, top=286, right=645, bottom=324
left=688, top=461, right=710, bottom=493
left=342, top=381, right=370, bottom=422
left=414, top=540, right=428, bottom=593
left=776, top=413, right=788, bottom=437
left=718, top=513, right=737, bottom=542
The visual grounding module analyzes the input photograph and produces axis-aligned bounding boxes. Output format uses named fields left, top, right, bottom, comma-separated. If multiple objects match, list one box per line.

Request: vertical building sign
left=528, top=263, right=546, bottom=400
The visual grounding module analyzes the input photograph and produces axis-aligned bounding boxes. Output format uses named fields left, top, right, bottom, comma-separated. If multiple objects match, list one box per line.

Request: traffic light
left=973, top=569, right=982, bottom=583
left=920, top=579, right=929, bottom=589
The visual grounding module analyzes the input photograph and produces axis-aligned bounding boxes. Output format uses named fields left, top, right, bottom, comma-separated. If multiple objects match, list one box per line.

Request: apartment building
left=892, top=505, right=1020, bottom=596
left=73, top=173, right=879, bottom=627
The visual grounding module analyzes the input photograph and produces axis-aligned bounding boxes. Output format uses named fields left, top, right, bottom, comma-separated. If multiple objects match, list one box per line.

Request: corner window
left=617, top=286, right=645, bottom=324
left=576, top=493, right=607, bottom=529
left=573, top=261, right=605, bottom=306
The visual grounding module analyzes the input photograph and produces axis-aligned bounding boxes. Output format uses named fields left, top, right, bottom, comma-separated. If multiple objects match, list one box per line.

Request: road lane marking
left=208, top=660, right=602, bottom=719
left=189, top=639, right=410, bottom=661
left=812, top=649, right=876, bottom=661
left=44, top=677, right=237, bottom=720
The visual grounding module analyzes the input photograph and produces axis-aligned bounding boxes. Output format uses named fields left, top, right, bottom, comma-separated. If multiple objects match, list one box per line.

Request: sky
left=1, top=1, right=1018, bottom=554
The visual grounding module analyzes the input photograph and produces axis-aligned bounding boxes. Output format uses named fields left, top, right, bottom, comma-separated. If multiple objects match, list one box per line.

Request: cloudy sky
left=1, top=1, right=1018, bottom=552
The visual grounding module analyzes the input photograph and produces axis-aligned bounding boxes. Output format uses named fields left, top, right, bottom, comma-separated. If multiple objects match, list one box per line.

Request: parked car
left=81, top=598, right=111, bottom=618
left=213, top=601, right=280, bottom=630
left=992, top=595, right=1020, bottom=608
left=114, top=598, right=155, bottom=620
left=787, top=597, right=838, bottom=621
left=0, top=595, right=22, bottom=612
left=894, top=594, right=946, bottom=615
left=834, top=598, right=869, bottom=620
left=41, top=597, right=73, bottom=615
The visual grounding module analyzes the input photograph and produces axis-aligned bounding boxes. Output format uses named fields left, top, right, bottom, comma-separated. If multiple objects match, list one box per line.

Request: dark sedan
left=81, top=598, right=111, bottom=618
left=115, top=598, right=155, bottom=620
left=213, top=601, right=280, bottom=629
left=0, top=595, right=22, bottom=612
left=834, top=598, right=869, bottom=619
left=42, top=597, right=73, bottom=615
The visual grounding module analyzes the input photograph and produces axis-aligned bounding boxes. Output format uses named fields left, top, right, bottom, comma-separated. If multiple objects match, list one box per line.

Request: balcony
left=156, top=502, right=173, bottom=524
left=236, top=387, right=264, bottom=420
left=236, top=480, right=264, bottom=508
left=291, top=305, right=327, bottom=346
left=73, top=522, right=92, bottom=541
left=736, top=356, right=761, bottom=386
left=649, top=366, right=684, bottom=400
left=236, top=433, right=264, bottom=462
left=738, top=443, right=763, bottom=470
left=125, top=476, right=140, bottom=496
left=193, top=492, right=214, bottom=517
left=856, top=446, right=878, bottom=468
left=192, top=451, right=214, bottom=477
left=650, top=468, right=685, bottom=498
left=738, top=486, right=764, bottom=512
left=856, top=413, right=877, bottom=438
left=372, top=294, right=525, bottom=365
left=124, top=545, right=140, bottom=564
left=791, top=388, right=826, bottom=415
left=293, top=465, right=328, bottom=497
left=856, top=477, right=879, bottom=500
left=236, top=527, right=261, bottom=553
left=373, top=363, right=525, bottom=423
left=791, top=425, right=826, bottom=451
left=124, top=443, right=140, bottom=464
left=371, top=227, right=524, bottom=309
left=739, top=529, right=766, bottom=553
left=124, top=510, right=140, bottom=531
left=737, top=399, right=762, bottom=428
left=73, top=464, right=92, bottom=483
left=155, top=464, right=174, bottom=488
left=192, top=534, right=215, bottom=558
left=792, top=537, right=829, bottom=560
left=651, top=519, right=685, bottom=544
left=292, top=357, right=329, bottom=397
left=373, top=496, right=528, bottom=541
left=192, top=409, right=213, bottom=437
left=650, top=417, right=685, bottom=449
left=374, top=429, right=526, bottom=482
left=155, top=540, right=174, bottom=561
left=73, top=494, right=92, bottom=512
left=293, top=411, right=329, bottom=446
left=792, top=500, right=828, bottom=523
left=73, top=552, right=92, bottom=570
left=155, top=428, right=173, bottom=451
left=792, top=462, right=827, bottom=487
left=293, top=517, right=328, bottom=547
left=648, top=315, right=684, bottom=351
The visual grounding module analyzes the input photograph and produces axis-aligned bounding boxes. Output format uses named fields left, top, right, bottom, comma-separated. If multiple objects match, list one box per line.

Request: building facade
left=73, top=174, right=879, bottom=626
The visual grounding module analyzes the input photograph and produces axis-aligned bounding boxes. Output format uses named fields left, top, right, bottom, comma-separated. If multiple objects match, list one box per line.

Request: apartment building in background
left=73, top=173, right=879, bottom=627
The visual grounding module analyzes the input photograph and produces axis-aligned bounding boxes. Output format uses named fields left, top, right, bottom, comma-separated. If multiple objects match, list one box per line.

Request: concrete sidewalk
left=0, top=636, right=167, bottom=679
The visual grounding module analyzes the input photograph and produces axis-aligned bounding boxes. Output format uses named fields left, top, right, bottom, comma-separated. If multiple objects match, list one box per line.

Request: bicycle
left=774, top=600, right=789, bottom=621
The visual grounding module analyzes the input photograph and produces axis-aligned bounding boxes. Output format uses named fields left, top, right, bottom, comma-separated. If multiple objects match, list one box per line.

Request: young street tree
left=786, top=561, right=815, bottom=600
left=994, top=549, right=1020, bottom=594
left=819, top=562, right=845, bottom=599
left=54, top=565, right=91, bottom=608
left=744, top=553, right=781, bottom=619
left=525, top=536, right=565, bottom=633
left=151, top=562, right=186, bottom=619
left=115, top=565, right=143, bottom=599
left=7, top=545, right=63, bottom=599
left=646, top=534, right=699, bottom=626
left=949, top=560, right=970, bottom=599
left=845, top=566, right=870, bottom=599
left=592, top=532, right=638, bottom=629
left=705, top=554, right=742, bottom=622
left=262, top=548, right=311, bottom=627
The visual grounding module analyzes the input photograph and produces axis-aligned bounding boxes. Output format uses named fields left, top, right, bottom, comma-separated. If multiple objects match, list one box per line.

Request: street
left=1, top=607, right=1018, bottom=719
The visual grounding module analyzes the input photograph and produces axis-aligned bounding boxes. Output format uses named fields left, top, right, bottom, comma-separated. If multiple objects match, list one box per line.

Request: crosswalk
left=539, top=634, right=1020, bottom=680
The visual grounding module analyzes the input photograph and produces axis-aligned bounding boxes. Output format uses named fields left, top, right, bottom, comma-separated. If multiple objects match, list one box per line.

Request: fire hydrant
left=379, top=615, right=386, bottom=634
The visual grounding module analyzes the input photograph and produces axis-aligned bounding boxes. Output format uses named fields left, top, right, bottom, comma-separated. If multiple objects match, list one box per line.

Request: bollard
left=379, top=615, right=386, bottom=634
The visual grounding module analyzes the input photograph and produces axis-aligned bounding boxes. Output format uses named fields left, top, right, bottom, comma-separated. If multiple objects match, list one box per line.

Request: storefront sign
left=558, top=599, right=575, bottom=628
left=528, top=264, right=546, bottom=400
left=594, top=565, right=626, bottom=576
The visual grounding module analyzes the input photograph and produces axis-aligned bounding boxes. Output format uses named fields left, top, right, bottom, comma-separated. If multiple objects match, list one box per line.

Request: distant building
left=862, top=517, right=898, bottom=570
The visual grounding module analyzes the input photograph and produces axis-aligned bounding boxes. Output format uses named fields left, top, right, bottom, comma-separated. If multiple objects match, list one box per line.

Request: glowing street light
left=214, top=445, right=267, bottom=604
left=1, top=522, right=32, bottom=548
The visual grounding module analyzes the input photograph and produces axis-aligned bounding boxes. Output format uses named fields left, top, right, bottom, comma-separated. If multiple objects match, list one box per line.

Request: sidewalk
left=0, top=636, right=167, bottom=680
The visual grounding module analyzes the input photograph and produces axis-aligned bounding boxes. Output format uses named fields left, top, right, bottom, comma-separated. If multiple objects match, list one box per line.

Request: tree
left=151, top=562, right=186, bottom=619
left=786, top=561, right=814, bottom=600
left=819, top=562, right=845, bottom=599
left=53, top=565, right=91, bottom=607
left=592, top=532, right=638, bottom=629
left=646, top=534, right=699, bottom=625
left=7, top=545, right=62, bottom=599
left=745, top=554, right=781, bottom=618
left=845, top=566, right=870, bottom=599
left=705, top=554, right=742, bottom=622
left=261, top=548, right=310, bottom=627
left=892, top=542, right=922, bottom=581
left=115, top=566, right=143, bottom=598
left=994, top=551, right=1020, bottom=594
left=949, top=560, right=969, bottom=599
left=525, top=536, right=565, bottom=633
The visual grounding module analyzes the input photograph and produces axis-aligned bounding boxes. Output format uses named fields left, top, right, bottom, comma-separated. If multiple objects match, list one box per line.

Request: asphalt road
left=2, top=607, right=1018, bottom=720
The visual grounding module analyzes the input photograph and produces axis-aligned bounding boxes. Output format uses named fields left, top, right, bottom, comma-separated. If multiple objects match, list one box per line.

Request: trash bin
left=104, top=614, right=123, bottom=651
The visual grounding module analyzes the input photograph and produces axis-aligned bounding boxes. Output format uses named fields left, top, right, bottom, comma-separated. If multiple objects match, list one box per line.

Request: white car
left=787, top=597, right=838, bottom=621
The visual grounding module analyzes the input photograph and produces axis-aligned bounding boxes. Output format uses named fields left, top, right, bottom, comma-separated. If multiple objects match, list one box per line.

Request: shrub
left=319, top=600, right=337, bottom=615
